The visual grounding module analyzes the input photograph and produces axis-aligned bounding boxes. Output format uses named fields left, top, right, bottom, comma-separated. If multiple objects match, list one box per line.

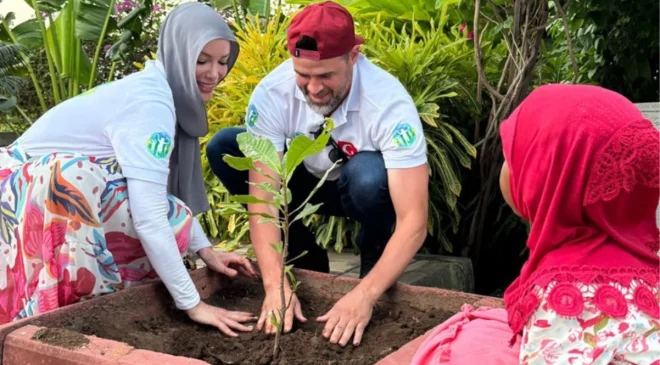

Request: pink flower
left=467, top=31, right=474, bottom=40
left=459, top=23, right=467, bottom=33
left=153, top=4, right=161, bottom=12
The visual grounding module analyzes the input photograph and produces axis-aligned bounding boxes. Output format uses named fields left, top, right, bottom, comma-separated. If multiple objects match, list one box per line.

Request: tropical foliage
left=0, top=0, right=655, bottom=295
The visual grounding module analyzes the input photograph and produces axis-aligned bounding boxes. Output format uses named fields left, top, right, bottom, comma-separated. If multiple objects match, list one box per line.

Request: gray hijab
left=156, top=2, right=240, bottom=215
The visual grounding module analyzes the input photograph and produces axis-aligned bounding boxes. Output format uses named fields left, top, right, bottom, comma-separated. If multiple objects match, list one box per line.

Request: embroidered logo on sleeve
left=246, top=104, right=259, bottom=127
left=392, top=123, right=417, bottom=148
left=146, top=132, right=173, bottom=159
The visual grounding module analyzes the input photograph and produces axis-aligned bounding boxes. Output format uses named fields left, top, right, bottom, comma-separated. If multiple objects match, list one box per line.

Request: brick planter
left=1, top=267, right=502, bottom=365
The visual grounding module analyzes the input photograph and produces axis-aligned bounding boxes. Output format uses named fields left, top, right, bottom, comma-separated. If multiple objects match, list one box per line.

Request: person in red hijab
left=410, top=84, right=659, bottom=365
left=500, top=84, right=659, bottom=364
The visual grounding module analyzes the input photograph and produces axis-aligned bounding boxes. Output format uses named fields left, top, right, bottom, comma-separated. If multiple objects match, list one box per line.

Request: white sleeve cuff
left=383, top=154, right=428, bottom=169
left=188, top=217, right=212, bottom=254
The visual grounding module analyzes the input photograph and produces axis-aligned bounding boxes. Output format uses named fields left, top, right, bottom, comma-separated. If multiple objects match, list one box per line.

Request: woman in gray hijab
left=0, top=3, right=257, bottom=335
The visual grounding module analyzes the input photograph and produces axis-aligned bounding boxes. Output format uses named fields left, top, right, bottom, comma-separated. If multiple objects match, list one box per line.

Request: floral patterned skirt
left=520, top=280, right=660, bottom=365
left=0, top=142, right=193, bottom=324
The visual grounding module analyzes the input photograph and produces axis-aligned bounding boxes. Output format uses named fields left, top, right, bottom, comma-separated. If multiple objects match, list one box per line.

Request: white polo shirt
left=18, top=60, right=176, bottom=186
left=245, top=53, right=427, bottom=180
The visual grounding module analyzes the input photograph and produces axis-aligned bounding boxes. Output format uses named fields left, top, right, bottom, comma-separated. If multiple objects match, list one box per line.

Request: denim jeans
left=206, top=127, right=397, bottom=277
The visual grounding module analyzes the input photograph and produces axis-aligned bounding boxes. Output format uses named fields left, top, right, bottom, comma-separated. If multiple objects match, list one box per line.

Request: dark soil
left=39, top=283, right=451, bottom=365
left=32, top=328, right=90, bottom=349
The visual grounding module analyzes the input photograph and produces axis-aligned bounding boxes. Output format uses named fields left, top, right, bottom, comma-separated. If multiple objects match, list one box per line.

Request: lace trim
left=584, top=119, right=659, bottom=205
left=505, top=266, right=660, bottom=336
left=647, top=241, right=660, bottom=253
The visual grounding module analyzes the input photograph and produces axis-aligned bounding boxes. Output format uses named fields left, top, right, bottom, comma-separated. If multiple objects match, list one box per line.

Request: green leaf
left=269, top=312, right=279, bottom=329
left=249, top=181, right=277, bottom=195
left=290, top=160, right=339, bottom=216
left=237, top=132, right=282, bottom=175
left=594, top=316, right=609, bottom=334
left=443, top=122, right=477, bottom=158
left=419, top=102, right=439, bottom=127
left=292, top=202, right=322, bottom=224
left=247, top=0, right=269, bottom=16
left=0, top=17, right=42, bottom=50
left=285, top=264, right=300, bottom=290
left=211, top=0, right=234, bottom=10
left=258, top=216, right=280, bottom=226
left=584, top=332, right=596, bottom=348
left=45, top=0, right=93, bottom=82
left=34, top=0, right=67, bottom=13
left=284, top=118, right=334, bottom=178
left=223, top=155, right=258, bottom=171
left=229, top=194, right=275, bottom=205
left=245, top=209, right=275, bottom=218
left=333, top=217, right=345, bottom=254
left=286, top=250, right=308, bottom=265
left=107, top=0, right=154, bottom=63
left=270, top=241, right=283, bottom=254
left=281, top=187, right=292, bottom=205
left=75, top=0, right=117, bottom=41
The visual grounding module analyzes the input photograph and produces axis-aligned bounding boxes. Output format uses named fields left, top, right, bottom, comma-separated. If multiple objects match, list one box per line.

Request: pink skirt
left=0, top=142, right=193, bottom=324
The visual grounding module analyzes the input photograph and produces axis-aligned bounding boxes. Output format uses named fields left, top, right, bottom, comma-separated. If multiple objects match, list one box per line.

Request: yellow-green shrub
left=199, top=7, right=480, bottom=254
left=198, top=12, right=291, bottom=250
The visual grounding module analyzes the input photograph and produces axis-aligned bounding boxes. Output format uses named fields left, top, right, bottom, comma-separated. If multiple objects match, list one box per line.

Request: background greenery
left=1, top=0, right=657, bottom=295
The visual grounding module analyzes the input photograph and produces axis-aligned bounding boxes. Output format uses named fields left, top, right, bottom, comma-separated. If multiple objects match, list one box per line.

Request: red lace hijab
left=499, top=84, right=660, bottom=335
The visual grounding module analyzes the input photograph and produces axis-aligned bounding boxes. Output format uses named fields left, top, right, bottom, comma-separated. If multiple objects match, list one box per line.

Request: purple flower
left=153, top=4, right=161, bottom=12
left=115, top=0, right=136, bottom=12
left=467, top=30, right=474, bottom=40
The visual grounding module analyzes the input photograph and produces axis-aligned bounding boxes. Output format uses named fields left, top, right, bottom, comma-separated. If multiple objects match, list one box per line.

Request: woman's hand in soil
left=316, top=288, right=375, bottom=347
left=186, top=302, right=257, bottom=337
left=256, top=284, right=307, bottom=334
left=198, top=248, right=259, bottom=279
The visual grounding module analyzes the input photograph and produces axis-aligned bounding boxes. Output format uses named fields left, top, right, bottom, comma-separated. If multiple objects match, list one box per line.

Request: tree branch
left=473, top=0, right=504, bottom=100
left=553, top=0, right=578, bottom=83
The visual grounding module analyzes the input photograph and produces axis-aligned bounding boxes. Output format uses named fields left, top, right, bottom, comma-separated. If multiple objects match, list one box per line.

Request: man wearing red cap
left=207, top=1, right=429, bottom=347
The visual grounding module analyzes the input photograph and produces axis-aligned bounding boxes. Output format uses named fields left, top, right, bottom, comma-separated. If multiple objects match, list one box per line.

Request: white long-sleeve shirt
left=17, top=60, right=208, bottom=310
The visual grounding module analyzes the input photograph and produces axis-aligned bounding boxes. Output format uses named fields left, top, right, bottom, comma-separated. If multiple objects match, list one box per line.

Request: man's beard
left=304, top=92, right=344, bottom=116
left=302, top=75, right=351, bottom=117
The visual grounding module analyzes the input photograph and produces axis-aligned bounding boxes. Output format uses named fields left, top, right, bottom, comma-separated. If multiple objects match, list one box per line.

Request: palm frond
left=0, top=75, right=27, bottom=96
left=0, top=42, right=28, bottom=97
left=0, top=42, right=27, bottom=72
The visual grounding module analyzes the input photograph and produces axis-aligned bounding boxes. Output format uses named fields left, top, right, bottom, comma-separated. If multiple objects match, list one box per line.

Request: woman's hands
left=187, top=248, right=259, bottom=336
left=198, top=247, right=259, bottom=279
left=186, top=301, right=257, bottom=336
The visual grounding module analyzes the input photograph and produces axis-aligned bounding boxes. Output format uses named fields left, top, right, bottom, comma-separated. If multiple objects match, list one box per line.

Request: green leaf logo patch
left=146, top=132, right=173, bottom=159
left=392, top=122, right=417, bottom=148
left=246, top=103, right=258, bottom=127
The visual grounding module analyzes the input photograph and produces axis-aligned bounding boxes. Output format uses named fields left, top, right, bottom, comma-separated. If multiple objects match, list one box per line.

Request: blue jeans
left=206, top=127, right=396, bottom=277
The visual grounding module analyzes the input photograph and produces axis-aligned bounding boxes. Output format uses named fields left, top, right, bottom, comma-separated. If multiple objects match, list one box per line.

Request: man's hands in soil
left=198, top=248, right=259, bottom=279
left=186, top=302, right=257, bottom=337
left=316, top=288, right=375, bottom=347
left=256, top=283, right=307, bottom=334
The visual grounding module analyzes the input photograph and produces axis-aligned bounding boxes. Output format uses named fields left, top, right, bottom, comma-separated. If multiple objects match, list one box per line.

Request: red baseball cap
left=287, top=1, right=364, bottom=60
